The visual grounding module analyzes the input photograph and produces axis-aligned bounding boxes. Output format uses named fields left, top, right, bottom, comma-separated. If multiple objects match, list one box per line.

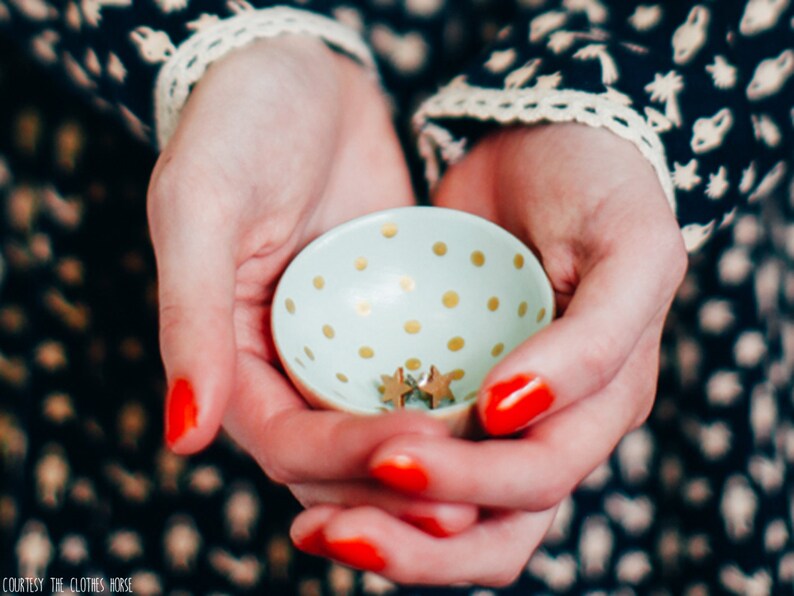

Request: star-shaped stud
left=380, top=368, right=411, bottom=409
left=420, top=366, right=455, bottom=409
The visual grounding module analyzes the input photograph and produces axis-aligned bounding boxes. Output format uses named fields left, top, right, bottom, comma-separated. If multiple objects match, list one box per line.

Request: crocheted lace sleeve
left=155, top=6, right=377, bottom=148
left=413, top=2, right=791, bottom=252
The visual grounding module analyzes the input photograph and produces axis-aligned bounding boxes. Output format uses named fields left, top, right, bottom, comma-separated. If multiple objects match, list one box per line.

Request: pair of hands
left=147, top=36, right=687, bottom=586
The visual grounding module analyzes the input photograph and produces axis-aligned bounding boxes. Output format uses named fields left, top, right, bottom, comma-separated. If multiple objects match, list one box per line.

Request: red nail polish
left=166, top=378, right=198, bottom=446
left=371, top=455, right=429, bottom=493
left=481, top=374, right=554, bottom=436
left=402, top=514, right=451, bottom=538
left=294, top=528, right=327, bottom=557
left=324, top=538, right=386, bottom=572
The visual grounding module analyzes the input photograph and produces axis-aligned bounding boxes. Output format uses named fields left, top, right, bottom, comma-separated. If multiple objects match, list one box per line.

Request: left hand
left=290, top=123, right=687, bottom=586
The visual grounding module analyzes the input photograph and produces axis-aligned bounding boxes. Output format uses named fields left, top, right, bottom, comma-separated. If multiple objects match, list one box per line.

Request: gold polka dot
left=447, top=336, right=465, bottom=352
left=514, top=254, right=525, bottom=269
left=354, top=257, right=368, bottom=271
left=285, top=298, right=295, bottom=314
left=404, top=320, right=421, bottom=334
left=518, top=302, right=528, bottom=317
left=313, top=276, right=325, bottom=290
left=487, top=297, right=500, bottom=311
left=536, top=307, right=547, bottom=323
left=405, top=358, right=421, bottom=371
left=381, top=223, right=398, bottom=238
left=359, top=346, right=374, bottom=359
left=304, top=346, right=315, bottom=361
left=400, top=276, right=416, bottom=292
left=442, top=291, right=459, bottom=308
left=355, top=300, right=372, bottom=317
left=491, top=343, right=505, bottom=357
left=451, top=369, right=465, bottom=380
left=432, top=242, right=447, bottom=256
left=471, top=251, right=485, bottom=267
left=336, top=373, right=349, bottom=383
left=322, top=325, right=335, bottom=339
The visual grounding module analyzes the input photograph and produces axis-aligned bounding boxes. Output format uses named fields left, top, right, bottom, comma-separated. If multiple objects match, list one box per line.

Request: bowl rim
left=271, top=205, right=555, bottom=416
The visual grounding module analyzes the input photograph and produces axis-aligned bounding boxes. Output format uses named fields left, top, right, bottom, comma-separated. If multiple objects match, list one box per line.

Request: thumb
left=151, top=199, right=237, bottom=454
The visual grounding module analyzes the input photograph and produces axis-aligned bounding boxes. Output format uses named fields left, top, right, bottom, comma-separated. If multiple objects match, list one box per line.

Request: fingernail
left=324, top=537, right=386, bottom=572
left=481, top=373, right=554, bottom=436
left=371, top=454, right=429, bottom=493
left=166, top=378, right=198, bottom=446
left=294, top=528, right=327, bottom=557
left=401, top=514, right=451, bottom=538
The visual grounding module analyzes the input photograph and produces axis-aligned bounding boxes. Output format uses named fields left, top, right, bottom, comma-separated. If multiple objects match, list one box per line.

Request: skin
left=149, top=36, right=688, bottom=586
left=292, top=125, right=687, bottom=585
left=147, top=36, right=478, bottom=534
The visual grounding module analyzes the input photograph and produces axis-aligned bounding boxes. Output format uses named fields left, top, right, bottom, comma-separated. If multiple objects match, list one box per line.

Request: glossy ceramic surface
left=272, top=207, right=554, bottom=432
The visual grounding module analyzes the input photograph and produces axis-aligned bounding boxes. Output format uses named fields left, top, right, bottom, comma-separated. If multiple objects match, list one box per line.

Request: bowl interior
left=272, top=207, right=553, bottom=415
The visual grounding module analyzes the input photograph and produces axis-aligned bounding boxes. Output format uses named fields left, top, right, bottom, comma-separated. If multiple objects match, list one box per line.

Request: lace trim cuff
left=414, top=83, right=680, bottom=241
left=155, top=6, right=377, bottom=149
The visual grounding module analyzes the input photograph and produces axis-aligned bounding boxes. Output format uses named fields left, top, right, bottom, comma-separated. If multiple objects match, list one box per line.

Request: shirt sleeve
left=0, top=0, right=379, bottom=148
left=413, top=0, right=793, bottom=251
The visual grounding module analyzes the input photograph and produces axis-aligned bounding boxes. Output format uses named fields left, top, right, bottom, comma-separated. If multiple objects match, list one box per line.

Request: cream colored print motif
left=691, top=108, right=733, bottom=154
left=579, top=516, right=614, bottom=578
left=16, top=521, right=52, bottom=577
left=405, top=0, right=444, bottom=18
left=720, top=475, right=758, bottom=541
left=672, top=6, right=710, bottom=65
left=153, top=0, right=189, bottom=14
left=504, top=58, right=541, bottom=88
left=35, top=445, right=70, bottom=507
left=645, top=70, right=684, bottom=128
left=164, top=516, right=201, bottom=571
left=562, top=0, right=607, bottom=24
left=706, top=166, right=730, bottom=199
left=484, top=49, right=517, bottom=73
left=751, top=113, right=782, bottom=147
left=9, top=0, right=56, bottom=21
left=573, top=43, right=619, bottom=85
left=529, top=11, right=568, bottom=44
left=673, top=159, right=702, bottom=191
left=546, top=29, right=608, bottom=54
left=740, top=0, right=790, bottom=35
left=370, top=26, right=429, bottom=75
left=706, top=55, right=738, bottom=89
left=720, top=566, right=773, bottom=596
left=30, top=30, right=59, bottom=64
left=628, top=4, right=663, bottom=32
left=130, top=27, right=176, bottom=63
left=746, top=49, right=794, bottom=100
left=80, top=0, right=131, bottom=27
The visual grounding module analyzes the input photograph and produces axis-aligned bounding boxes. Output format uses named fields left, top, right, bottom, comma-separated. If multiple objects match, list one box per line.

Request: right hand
left=147, top=35, right=477, bottom=534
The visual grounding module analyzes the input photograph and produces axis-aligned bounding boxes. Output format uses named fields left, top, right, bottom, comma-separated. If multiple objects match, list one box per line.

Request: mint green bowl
left=272, top=207, right=554, bottom=434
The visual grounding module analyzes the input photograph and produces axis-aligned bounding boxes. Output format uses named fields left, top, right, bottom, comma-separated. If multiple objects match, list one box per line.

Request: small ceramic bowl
left=271, top=207, right=554, bottom=435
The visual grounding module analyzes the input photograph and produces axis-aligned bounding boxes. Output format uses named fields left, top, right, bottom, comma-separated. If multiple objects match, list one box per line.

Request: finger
left=148, top=181, right=238, bottom=454
left=223, top=351, right=452, bottom=484
left=289, top=481, right=479, bottom=537
left=291, top=505, right=556, bottom=586
left=477, top=238, right=681, bottom=436
left=370, top=326, right=660, bottom=510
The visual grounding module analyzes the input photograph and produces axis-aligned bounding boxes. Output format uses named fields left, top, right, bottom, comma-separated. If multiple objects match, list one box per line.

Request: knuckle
left=531, top=479, right=572, bottom=512
left=579, top=332, right=622, bottom=389
left=157, top=302, right=183, bottom=348
left=256, top=416, right=299, bottom=485
left=476, top=565, right=524, bottom=588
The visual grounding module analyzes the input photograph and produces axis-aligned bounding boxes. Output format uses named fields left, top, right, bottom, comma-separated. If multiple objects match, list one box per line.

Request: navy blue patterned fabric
left=0, top=0, right=793, bottom=593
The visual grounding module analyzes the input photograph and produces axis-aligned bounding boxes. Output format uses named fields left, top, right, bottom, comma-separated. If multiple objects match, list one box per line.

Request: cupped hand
left=291, top=123, right=687, bottom=586
left=147, top=36, right=477, bottom=532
